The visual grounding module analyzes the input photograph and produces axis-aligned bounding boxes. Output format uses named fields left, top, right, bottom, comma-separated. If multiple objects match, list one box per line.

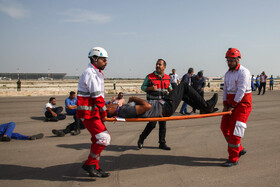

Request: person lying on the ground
left=52, top=121, right=86, bottom=137
left=105, top=82, right=218, bottom=119
left=0, top=122, right=44, bottom=142
left=44, top=97, right=66, bottom=122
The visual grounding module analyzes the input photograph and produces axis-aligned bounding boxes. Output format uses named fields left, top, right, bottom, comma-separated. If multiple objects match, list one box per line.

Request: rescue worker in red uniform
left=77, top=47, right=110, bottom=177
left=137, top=59, right=173, bottom=150
left=221, top=48, right=252, bottom=167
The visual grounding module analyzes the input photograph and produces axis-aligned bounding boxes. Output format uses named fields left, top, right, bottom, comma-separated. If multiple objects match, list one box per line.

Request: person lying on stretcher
left=105, top=82, right=218, bottom=119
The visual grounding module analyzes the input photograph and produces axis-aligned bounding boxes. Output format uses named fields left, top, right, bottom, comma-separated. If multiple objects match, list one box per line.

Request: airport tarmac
left=0, top=91, right=279, bottom=187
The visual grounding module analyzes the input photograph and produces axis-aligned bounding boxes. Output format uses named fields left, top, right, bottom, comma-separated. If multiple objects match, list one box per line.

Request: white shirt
left=170, top=73, right=179, bottom=84
left=223, top=64, right=252, bottom=103
left=44, top=103, right=54, bottom=113
left=77, top=63, right=104, bottom=98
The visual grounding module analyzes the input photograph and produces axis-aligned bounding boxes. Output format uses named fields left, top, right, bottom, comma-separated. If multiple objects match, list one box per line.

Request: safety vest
left=77, top=63, right=104, bottom=119
left=147, top=72, right=170, bottom=100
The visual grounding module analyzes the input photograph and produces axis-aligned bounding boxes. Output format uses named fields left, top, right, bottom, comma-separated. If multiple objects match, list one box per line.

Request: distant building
left=0, top=73, right=66, bottom=80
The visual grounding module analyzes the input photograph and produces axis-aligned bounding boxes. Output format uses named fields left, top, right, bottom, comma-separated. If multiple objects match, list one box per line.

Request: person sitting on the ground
left=52, top=91, right=85, bottom=137
left=44, top=97, right=66, bottom=121
left=106, top=82, right=218, bottom=119
left=52, top=120, right=86, bottom=137
left=110, top=92, right=125, bottom=106
left=0, top=122, right=44, bottom=142
left=53, top=91, right=85, bottom=136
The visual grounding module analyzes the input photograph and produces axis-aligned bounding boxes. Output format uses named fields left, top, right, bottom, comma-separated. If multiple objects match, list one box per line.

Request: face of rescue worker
left=156, top=60, right=166, bottom=75
left=226, top=57, right=239, bottom=70
left=172, top=69, right=175, bottom=74
left=96, top=57, right=108, bottom=70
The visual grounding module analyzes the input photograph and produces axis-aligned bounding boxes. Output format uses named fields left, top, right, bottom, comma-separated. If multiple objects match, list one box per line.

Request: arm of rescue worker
left=128, top=96, right=152, bottom=115
left=85, top=72, right=107, bottom=119
left=222, top=74, right=229, bottom=112
left=141, top=75, right=157, bottom=92
left=233, top=69, right=251, bottom=107
left=46, top=107, right=57, bottom=117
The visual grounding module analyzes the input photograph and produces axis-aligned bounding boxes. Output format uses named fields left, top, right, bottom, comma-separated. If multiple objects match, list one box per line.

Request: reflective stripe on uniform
left=90, top=152, right=99, bottom=158
left=100, top=105, right=106, bottom=112
left=156, top=88, right=169, bottom=92
left=77, top=105, right=97, bottom=111
left=77, top=90, right=90, bottom=96
left=90, top=91, right=101, bottom=97
left=228, top=143, right=240, bottom=148
left=78, top=90, right=101, bottom=97
left=227, top=89, right=251, bottom=94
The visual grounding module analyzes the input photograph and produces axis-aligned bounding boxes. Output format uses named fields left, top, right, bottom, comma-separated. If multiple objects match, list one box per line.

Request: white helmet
left=88, top=47, right=108, bottom=58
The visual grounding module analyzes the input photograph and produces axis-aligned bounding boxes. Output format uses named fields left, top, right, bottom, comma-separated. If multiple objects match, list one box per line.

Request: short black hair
left=49, top=97, right=55, bottom=103
left=197, top=71, right=203, bottom=78
left=188, top=68, right=194, bottom=74
left=157, top=59, right=166, bottom=67
left=70, top=91, right=75, bottom=95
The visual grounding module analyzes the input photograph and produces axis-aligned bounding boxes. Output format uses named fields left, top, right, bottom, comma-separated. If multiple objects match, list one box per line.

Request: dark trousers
left=140, top=121, right=166, bottom=144
left=171, top=83, right=178, bottom=89
left=192, top=90, right=204, bottom=112
left=63, top=114, right=85, bottom=134
left=45, top=107, right=66, bottom=120
left=163, top=82, right=208, bottom=116
left=258, top=83, right=266, bottom=95
left=270, top=84, right=273, bottom=90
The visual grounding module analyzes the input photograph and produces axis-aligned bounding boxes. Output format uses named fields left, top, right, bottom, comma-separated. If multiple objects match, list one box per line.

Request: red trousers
left=83, top=118, right=111, bottom=169
left=221, top=94, right=252, bottom=163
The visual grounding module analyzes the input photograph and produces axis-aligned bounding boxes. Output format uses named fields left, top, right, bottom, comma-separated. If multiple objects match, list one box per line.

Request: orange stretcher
left=104, top=111, right=232, bottom=122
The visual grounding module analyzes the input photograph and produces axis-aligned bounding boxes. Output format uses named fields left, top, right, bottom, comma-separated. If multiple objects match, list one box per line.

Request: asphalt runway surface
left=0, top=91, right=279, bottom=187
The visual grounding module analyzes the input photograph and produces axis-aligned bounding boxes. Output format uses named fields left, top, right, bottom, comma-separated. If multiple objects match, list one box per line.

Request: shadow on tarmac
left=57, top=144, right=159, bottom=151
left=0, top=163, right=95, bottom=182
left=30, top=116, right=46, bottom=121
left=0, top=151, right=226, bottom=182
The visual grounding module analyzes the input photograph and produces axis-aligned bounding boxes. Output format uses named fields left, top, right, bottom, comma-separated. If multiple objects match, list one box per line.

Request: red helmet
left=225, top=48, right=241, bottom=59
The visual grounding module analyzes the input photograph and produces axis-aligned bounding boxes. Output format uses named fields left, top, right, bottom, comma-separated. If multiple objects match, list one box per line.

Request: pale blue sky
left=0, top=0, right=279, bottom=78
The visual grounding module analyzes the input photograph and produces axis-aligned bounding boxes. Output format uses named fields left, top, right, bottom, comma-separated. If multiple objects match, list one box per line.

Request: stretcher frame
left=104, top=111, right=232, bottom=122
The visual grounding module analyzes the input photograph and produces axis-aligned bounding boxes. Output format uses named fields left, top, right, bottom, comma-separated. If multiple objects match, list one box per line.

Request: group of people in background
left=251, top=72, right=274, bottom=95
left=170, top=68, right=206, bottom=115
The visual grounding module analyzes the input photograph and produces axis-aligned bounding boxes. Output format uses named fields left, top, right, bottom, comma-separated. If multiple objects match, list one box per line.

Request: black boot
left=96, top=168, right=110, bottom=178
left=82, top=164, right=102, bottom=177
left=200, top=93, right=218, bottom=113
left=239, top=148, right=247, bottom=158
left=29, top=133, right=44, bottom=140
left=159, top=143, right=171, bottom=150
left=52, top=129, right=65, bottom=137
left=221, top=160, right=238, bottom=167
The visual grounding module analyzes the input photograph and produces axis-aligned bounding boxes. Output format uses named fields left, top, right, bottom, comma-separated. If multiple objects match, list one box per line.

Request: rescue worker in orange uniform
left=221, top=48, right=252, bottom=167
left=137, top=59, right=173, bottom=150
left=77, top=47, right=110, bottom=177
